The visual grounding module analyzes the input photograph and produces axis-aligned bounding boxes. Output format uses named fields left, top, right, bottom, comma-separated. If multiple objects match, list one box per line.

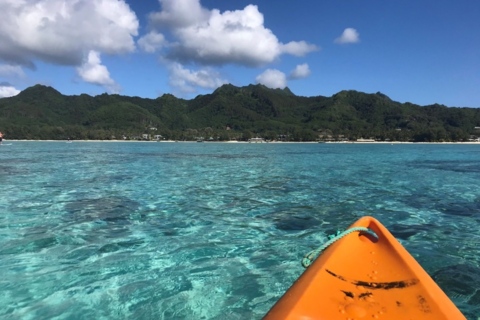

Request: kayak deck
left=264, top=216, right=465, bottom=320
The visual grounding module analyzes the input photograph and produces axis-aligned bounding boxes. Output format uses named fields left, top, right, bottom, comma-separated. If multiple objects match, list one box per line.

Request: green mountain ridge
left=1, top=84, right=479, bottom=141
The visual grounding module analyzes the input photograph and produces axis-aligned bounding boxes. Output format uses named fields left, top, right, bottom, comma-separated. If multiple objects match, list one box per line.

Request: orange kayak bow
left=264, top=216, right=465, bottom=320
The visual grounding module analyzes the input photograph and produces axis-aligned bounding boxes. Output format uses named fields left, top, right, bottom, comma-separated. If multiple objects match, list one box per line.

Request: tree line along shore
left=1, top=83, right=479, bottom=142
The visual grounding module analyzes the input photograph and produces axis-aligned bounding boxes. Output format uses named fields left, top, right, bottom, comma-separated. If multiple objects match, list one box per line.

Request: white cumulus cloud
left=77, top=51, right=119, bottom=93
left=255, top=69, right=287, bottom=89
left=334, top=28, right=360, bottom=44
left=0, top=84, right=21, bottom=98
left=289, top=63, right=311, bottom=80
left=147, top=1, right=318, bottom=66
left=168, top=62, right=228, bottom=94
left=0, top=0, right=138, bottom=67
left=143, top=0, right=318, bottom=95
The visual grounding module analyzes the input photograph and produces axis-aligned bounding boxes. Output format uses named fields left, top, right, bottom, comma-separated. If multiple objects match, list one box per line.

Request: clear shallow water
left=0, top=142, right=479, bottom=319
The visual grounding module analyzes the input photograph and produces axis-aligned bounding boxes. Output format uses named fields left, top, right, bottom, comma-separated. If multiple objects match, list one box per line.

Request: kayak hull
left=264, top=216, right=465, bottom=320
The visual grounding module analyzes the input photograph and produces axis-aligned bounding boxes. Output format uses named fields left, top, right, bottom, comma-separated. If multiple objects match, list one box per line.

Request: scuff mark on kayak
left=326, top=269, right=419, bottom=290
left=418, top=295, right=432, bottom=313
left=359, top=292, right=373, bottom=300
left=341, top=290, right=354, bottom=298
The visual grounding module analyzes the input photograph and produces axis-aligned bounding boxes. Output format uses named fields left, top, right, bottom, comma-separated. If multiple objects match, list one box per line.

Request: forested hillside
left=1, top=84, right=479, bottom=142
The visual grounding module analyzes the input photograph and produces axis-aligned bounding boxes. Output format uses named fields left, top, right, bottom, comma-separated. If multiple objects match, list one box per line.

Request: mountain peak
left=18, top=84, right=62, bottom=98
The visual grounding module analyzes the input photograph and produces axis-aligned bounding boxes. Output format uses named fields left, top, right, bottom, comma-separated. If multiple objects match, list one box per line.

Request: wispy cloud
left=0, top=64, right=25, bottom=78
left=77, top=51, right=119, bottom=93
left=334, top=28, right=360, bottom=44
left=255, top=69, right=287, bottom=89
left=0, top=84, right=20, bottom=98
left=289, top=63, right=311, bottom=80
left=138, top=31, right=167, bottom=53
left=168, top=62, right=227, bottom=94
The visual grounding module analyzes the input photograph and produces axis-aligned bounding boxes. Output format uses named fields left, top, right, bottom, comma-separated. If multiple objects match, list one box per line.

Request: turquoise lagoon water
left=0, top=142, right=479, bottom=319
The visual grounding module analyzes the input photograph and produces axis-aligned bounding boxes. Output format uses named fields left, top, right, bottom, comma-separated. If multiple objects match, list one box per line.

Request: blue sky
left=0, top=0, right=478, bottom=107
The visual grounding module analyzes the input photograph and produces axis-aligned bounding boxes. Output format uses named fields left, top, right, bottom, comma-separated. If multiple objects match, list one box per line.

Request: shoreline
left=6, top=139, right=480, bottom=144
